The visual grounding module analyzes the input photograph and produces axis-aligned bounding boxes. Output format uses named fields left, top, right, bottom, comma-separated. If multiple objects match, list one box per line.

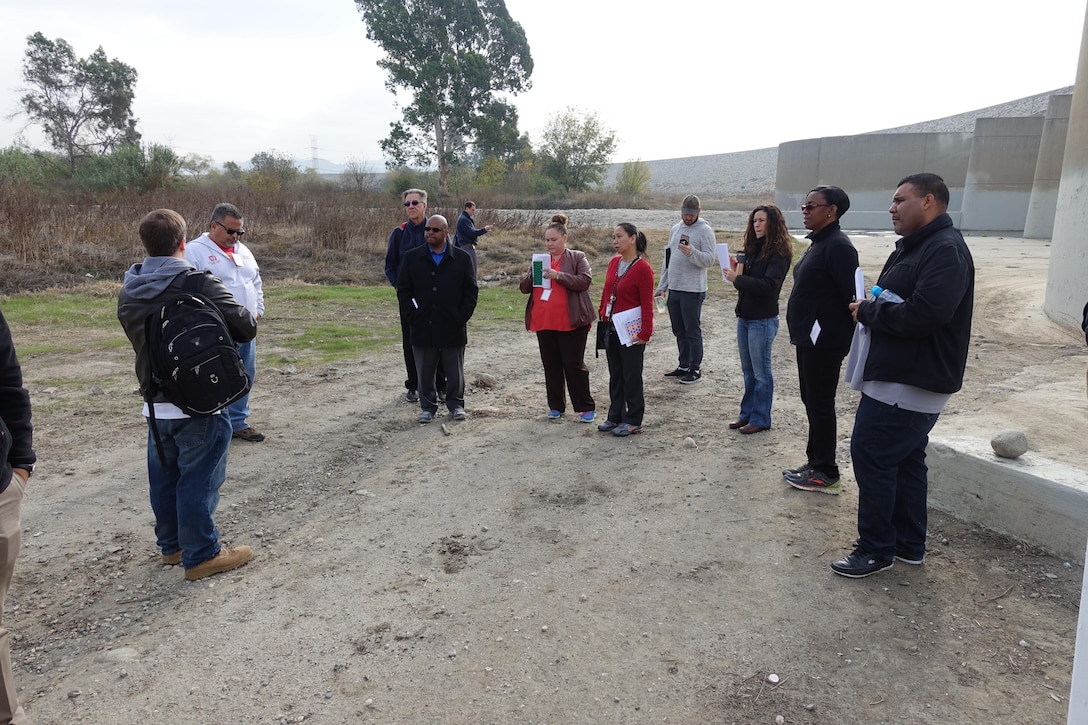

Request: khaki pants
left=0, top=474, right=28, bottom=725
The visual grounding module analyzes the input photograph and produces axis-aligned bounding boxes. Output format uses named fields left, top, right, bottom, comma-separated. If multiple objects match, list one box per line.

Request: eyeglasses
left=215, top=221, right=245, bottom=236
left=404, top=200, right=423, bottom=207
left=424, top=226, right=446, bottom=233
left=800, top=203, right=830, bottom=212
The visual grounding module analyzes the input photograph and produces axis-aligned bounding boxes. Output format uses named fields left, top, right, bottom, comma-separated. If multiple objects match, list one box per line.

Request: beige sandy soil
left=9, top=232, right=1087, bottom=724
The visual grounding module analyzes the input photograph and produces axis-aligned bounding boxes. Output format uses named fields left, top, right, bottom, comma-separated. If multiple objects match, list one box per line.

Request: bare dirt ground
left=8, top=230, right=1088, bottom=724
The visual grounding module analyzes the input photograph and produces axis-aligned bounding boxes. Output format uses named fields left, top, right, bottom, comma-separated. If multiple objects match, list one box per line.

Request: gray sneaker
left=782, top=464, right=814, bottom=482
left=612, top=422, right=643, bottom=437
left=406, top=389, right=419, bottom=403
left=418, top=410, right=434, bottom=424
left=451, top=408, right=467, bottom=421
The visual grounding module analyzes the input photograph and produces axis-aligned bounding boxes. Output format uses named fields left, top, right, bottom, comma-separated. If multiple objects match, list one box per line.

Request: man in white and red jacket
left=185, top=203, right=266, bottom=442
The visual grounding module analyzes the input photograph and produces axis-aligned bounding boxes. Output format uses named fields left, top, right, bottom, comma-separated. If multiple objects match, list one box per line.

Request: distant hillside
left=604, top=87, right=1073, bottom=198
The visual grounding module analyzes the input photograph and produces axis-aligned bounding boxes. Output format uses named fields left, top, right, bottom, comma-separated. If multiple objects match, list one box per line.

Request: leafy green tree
left=17, top=32, right=139, bottom=172
left=0, top=145, right=62, bottom=189
left=179, top=153, right=213, bottom=178
left=471, top=100, right=523, bottom=167
left=615, top=158, right=651, bottom=195
left=537, top=108, right=617, bottom=192
left=354, top=0, right=533, bottom=196
left=222, top=161, right=244, bottom=181
left=246, top=150, right=299, bottom=192
left=475, top=156, right=507, bottom=188
left=72, top=143, right=181, bottom=192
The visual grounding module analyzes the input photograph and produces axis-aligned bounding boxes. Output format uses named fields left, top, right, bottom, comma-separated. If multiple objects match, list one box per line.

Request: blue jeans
left=227, top=338, right=256, bottom=432
left=851, top=394, right=940, bottom=559
left=736, top=317, right=779, bottom=428
left=666, top=290, right=706, bottom=371
left=146, top=414, right=231, bottom=568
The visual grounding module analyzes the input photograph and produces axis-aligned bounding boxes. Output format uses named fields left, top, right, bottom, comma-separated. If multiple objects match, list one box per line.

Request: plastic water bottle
left=870, top=285, right=904, bottom=303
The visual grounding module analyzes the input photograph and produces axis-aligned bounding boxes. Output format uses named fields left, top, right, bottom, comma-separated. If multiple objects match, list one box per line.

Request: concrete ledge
left=928, top=436, right=1088, bottom=564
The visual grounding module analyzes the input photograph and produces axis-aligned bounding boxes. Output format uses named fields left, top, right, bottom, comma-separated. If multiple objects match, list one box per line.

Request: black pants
left=795, top=345, right=848, bottom=477
left=605, top=329, right=646, bottom=426
left=413, top=345, right=464, bottom=413
left=400, top=312, right=444, bottom=391
left=536, top=327, right=594, bottom=414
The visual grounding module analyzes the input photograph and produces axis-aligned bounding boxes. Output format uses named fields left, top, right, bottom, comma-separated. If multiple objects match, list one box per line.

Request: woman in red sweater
left=597, top=223, right=654, bottom=436
left=519, top=214, right=596, bottom=422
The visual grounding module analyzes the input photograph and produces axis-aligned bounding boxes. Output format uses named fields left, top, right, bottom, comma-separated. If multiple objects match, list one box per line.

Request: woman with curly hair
left=724, top=205, right=793, bottom=434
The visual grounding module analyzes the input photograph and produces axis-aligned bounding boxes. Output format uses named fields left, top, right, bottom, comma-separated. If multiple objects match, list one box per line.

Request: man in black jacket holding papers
left=834, top=173, right=974, bottom=578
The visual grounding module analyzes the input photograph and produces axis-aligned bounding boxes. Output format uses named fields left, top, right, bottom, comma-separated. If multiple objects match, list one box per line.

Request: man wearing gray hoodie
left=655, top=194, right=718, bottom=384
left=118, top=209, right=257, bottom=581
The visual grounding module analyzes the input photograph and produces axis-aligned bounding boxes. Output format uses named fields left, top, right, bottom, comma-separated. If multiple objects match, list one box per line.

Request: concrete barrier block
left=927, top=436, right=1088, bottom=563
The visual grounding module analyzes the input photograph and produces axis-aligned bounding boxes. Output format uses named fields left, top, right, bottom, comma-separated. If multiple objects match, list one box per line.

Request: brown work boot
left=184, top=545, right=253, bottom=581
left=162, top=550, right=182, bottom=566
left=232, top=426, right=265, bottom=442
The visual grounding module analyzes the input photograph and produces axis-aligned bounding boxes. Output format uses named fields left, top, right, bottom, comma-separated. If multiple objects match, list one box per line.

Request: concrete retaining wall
left=1024, top=94, right=1073, bottom=239
left=960, top=117, right=1045, bottom=231
left=927, top=437, right=1088, bottom=564
left=775, top=133, right=972, bottom=230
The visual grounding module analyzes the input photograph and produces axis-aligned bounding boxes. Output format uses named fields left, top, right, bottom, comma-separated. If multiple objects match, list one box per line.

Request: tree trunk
left=434, top=119, right=449, bottom=197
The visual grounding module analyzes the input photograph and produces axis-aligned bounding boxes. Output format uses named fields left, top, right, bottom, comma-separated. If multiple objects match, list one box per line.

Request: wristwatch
left=12, top=463, right=34, bottom=478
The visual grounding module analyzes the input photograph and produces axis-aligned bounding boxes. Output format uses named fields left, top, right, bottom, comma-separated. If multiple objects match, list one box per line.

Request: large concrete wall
left=775, top=133, right=971, bottom=229
left=960, top=117, right=1045, bottom=231
left=1046, top=15, right=1088, bottom=331
left=1024, top=94, right=1073, bottom=238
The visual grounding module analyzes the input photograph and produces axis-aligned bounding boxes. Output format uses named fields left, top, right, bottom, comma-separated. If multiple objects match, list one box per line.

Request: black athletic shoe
left=679, top=370, right=702, bottom=384
left=664, top=367, right=689, bottom=378
left=831, top=548, right=894, bottom=578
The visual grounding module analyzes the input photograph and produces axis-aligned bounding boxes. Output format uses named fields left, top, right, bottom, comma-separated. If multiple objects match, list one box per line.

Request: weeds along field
left=0, top=185, right=754, bottom=295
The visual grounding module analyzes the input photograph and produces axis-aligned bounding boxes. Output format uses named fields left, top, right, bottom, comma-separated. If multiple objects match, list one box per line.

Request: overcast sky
left=0, top=0, right=1084, bottom=169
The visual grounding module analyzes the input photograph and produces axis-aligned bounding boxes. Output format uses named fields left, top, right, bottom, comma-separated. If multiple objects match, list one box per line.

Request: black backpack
left=144, top=271, right=251, bottom=463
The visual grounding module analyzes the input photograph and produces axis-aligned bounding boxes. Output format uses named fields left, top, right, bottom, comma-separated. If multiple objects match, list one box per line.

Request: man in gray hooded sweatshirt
left=117, top=209, right=257, bottom=581
left=655, top=194, right=718, bottom=384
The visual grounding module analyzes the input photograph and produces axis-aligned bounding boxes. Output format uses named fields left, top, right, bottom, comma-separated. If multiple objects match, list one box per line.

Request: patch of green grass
left=2, top=292, right=118, bottom=330
left=272, top=322, right=394, bottom=363
left=1, top=281, right=569, bottom=367
left=472, top=285, right=530, bottom=326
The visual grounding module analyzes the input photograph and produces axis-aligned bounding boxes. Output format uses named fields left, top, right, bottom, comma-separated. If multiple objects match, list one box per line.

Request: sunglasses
left=403, top=200, right=423, bottom=207
left=215, top=221, right=245, bottom=236
left=800, top=203, right=830, bottom=212
left=424, top=226, right=446, bottom=233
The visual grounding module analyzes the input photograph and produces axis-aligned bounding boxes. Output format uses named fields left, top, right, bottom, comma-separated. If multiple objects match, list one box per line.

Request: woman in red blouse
left=597, top=223, right=654, bottom=436
left=519, top=215, right=597, bottom=422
